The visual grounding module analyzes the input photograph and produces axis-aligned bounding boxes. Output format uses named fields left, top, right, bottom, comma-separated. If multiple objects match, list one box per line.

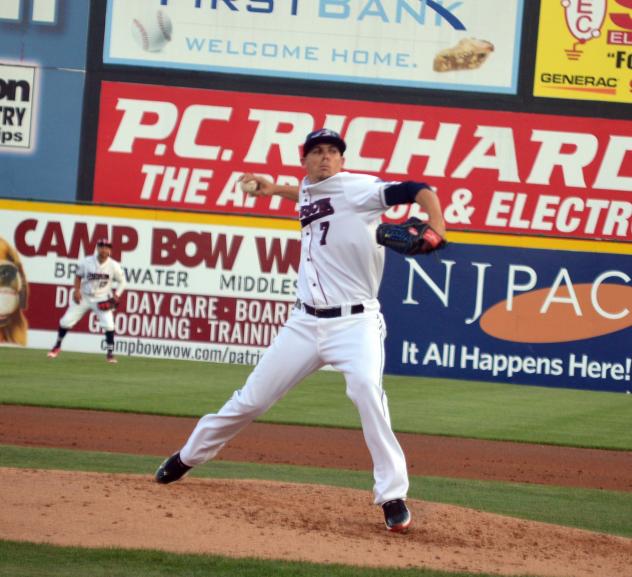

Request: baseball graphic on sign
left=131, top=9, right=173, bottom=52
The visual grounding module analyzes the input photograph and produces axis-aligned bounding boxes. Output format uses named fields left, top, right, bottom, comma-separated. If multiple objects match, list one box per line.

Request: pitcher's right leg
left=177, top=311, right=322, bottom=468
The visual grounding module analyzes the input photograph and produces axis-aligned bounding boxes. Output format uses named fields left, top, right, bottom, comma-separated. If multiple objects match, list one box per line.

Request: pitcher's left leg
left=324, top=312, right=409, bottom=505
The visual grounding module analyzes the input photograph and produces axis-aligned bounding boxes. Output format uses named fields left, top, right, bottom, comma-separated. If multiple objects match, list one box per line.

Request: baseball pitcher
left=155, top=129, right=446, bottom=532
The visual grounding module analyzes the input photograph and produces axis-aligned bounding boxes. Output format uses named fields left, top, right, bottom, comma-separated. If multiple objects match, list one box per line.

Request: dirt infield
left=2, top=405, right=632, bottom=576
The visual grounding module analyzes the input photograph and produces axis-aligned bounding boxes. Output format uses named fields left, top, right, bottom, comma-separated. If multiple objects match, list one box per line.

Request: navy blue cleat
left=382, top=499, right=412, bottom=532
left=155, top=452, right=192, bottom=484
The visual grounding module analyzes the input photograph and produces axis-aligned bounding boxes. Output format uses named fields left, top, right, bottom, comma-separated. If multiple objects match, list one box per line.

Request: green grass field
left=2, top=347, right=631, bottom=577
left=2, top=348, right=631, bottom=449
left=0, top=540, right=520, bottom=577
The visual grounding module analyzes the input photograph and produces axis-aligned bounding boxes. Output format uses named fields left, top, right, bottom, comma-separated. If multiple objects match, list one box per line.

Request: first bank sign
left=0, top=0, right=58, bottom=23
left=160, top=0, right=466, bottom=29
left=105, top=0, right=524, bottom=94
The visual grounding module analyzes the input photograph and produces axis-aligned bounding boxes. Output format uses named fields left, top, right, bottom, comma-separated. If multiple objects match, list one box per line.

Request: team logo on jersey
left=300, top=198, right=334, bottom=227
left=87, top=273, right=110, bottom=281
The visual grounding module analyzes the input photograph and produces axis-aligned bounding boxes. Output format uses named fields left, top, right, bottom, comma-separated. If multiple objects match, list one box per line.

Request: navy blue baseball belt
left=297, top=300, right=364, bottom=318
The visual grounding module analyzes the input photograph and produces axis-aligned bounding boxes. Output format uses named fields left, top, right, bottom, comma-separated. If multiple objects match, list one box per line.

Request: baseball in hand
left=131, top=9, right=173, bottom=52
left=240, top=179, right=259, bottom=194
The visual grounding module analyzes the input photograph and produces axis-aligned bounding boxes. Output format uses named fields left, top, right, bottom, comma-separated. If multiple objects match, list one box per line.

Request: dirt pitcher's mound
left=2, top=469, right=631, bottom=577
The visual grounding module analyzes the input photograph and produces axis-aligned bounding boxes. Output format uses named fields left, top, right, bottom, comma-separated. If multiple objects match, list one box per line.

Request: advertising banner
left=534, top=0, right=632, bottom=103
left=380, top=233, right=632, bottom=392
left=104, top=0, right=524, bottom=94
left=0, top=200, right=299, bottom=363
left=94, top=82, right=632, bottom=241
left=3, top=199, right=630, bottom=392
left=0, top=0, right=90, bottom=201
left=0, top=63, right=36, bottom=149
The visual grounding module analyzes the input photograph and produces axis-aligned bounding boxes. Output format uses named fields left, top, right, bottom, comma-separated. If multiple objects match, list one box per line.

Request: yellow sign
left=534, top=0, right=632, bottom=103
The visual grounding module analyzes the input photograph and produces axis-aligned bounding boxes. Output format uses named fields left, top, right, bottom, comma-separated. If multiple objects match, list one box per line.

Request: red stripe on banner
left=93, top=82, right=632, bottom=241
left=25, top=283, right=293, bottom=346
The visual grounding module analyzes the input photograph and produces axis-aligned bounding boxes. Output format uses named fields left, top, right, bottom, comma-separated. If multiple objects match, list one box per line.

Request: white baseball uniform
left=180, top=171, right=409, bottom=504
left=60, top=254, right=127, bottom=332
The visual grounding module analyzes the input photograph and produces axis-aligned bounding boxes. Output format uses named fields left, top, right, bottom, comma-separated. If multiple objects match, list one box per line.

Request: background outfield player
left=48, top=238, right=126, bottom=364
left=155, top=129, right=446, bottom=532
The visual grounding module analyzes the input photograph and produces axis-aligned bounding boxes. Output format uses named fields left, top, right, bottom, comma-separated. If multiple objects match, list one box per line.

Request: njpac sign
left=380, top=236, right=632, bottom=393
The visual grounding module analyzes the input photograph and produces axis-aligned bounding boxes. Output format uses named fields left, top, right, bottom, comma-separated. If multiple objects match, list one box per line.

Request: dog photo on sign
left=0, top=237, right=29, bottom=346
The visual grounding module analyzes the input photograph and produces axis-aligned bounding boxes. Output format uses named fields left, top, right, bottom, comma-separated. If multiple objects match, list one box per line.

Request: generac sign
left=93, top=82, right=632, bottom=240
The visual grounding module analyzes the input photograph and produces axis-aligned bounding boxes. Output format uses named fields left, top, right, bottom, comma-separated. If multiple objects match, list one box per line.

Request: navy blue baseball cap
left=97, top=238, right=112, bottom=248
left=302, top=128, right=346, bottom=156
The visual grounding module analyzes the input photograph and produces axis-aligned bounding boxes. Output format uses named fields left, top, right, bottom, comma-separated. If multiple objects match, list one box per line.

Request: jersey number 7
left=320, top=221, right=330, bottom=245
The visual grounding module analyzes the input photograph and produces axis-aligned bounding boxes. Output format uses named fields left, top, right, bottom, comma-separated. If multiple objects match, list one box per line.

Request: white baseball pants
left=60, top=297, right=114, bottom=331
left=180, top=303, right=409, bottom=505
